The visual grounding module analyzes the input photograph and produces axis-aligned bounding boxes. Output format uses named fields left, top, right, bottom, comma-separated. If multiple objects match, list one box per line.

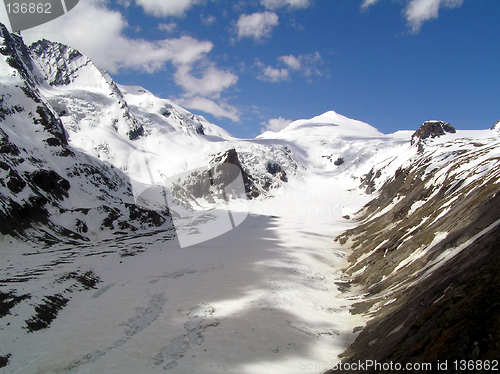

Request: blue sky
left=2, top=0, right=499, bottom=138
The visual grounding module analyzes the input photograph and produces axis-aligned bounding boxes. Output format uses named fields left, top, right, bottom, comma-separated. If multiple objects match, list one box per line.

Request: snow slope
left=1, top=176, right=372, bottom=373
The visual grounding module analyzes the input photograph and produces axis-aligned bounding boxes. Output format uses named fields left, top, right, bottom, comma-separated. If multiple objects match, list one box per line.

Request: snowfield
left=2, top=171, right=375, bottom=374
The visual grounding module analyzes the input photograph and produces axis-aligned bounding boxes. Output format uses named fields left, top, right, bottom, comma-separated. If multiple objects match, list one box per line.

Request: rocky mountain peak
left=0, top=25, right=68, bottom=146
left=411, top=120, right=456, bottom=146
left=28, top=38, right=145, bottom=141
left=29, top=39, right=92, bottom=86
left=0, top=23, right=38, bottom=85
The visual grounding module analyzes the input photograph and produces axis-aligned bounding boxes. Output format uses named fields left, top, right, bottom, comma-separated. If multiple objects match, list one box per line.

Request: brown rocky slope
left=327, top=122, right=500, bottom=373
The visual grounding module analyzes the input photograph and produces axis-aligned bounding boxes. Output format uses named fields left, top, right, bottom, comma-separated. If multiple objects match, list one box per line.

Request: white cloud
left=174, top=64, right=238, bottom=97
left=259, top=65, right=289, bottom=82
left=261, top=0, right=311, bottom=10
left=201, top=14, right=217, bottom=26
left=360, top=0, right=380, bottom=10
left=21, top=0, right=212, bottom=73
left=361, top=0, right=465, bottom=32
left=279, top=55, right=301, bottom=70
left=176, top=96, right=241, bottom=122
left=261, top=117, right=293, bottom=132
left=116, top=0, right=132, bottom=6
left=133, top=0, right=202, bottom=17
left=17, top=0, right=240, bottom=122
left=158, top=22, right=177, bottom=33
left=236, top=12, right=279, bottom=40
left=258, top=52, right=323, bottom=83
left=296, top=51, right=323, bottom=77
left=173, top=63, right=239, bottom=120
left=405, top=0, right=464, bottom=32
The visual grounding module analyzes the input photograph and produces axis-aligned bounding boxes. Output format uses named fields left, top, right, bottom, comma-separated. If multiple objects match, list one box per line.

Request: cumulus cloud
left=21, top=0, right=212, bottom=73
left=133, top=0, right=202, bottom=17
left=261, top=0, right=311, bottom=10
left=18, top=0, right=240, bottom=122
left=176, top=96, right=241, bottom=122
left=174, top=64, right=238, bottom=97
left=258, top=52, right=323, bottom=83
left=361, top=0, right=465, bottom=32
left=405, top=0, right=464, bottom=32
left=173, top=63, right=240, bottom=121
left=279, top=55, right=302, bottom=70
left=236, top=12, right=279, bottom=41
left=261, top=117, right=293, bottom=132
left=256, top=61, right=289, bottom=82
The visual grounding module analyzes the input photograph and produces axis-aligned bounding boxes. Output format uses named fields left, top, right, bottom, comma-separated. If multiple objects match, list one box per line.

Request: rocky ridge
left=328, top=122, right=500, bottom=373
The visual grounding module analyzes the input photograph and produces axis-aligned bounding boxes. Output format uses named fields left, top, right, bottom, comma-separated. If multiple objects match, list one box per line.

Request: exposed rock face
left=30, top=39, right=87, bottom=86
left=266, top=162, right=287, bottom=182
left=0, top=26, right=68, bottom=147
left=411, top=120, right=456, bottom=146
left=359, top=167, right=382, bottom=195
left=211, top=148, right=260, bottom=198
left=329, top=130, right=500, bottom=373
left=209, top=147, right=293, bottom=199
left=0, top=128, right=20, bottom=156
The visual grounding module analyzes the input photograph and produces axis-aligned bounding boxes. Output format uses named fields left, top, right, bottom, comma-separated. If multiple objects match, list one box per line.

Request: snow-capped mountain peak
left=282, top=110, right=381, bottom=136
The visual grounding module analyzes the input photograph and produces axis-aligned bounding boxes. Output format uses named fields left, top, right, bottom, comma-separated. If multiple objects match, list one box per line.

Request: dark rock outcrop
left=0, top=128, right=20, bottom=156
left=29, top=39, right=86, bottom=86
left=28, top=169, right=70, bottom=200
left=266, top=162, right=287, bottom=182
left=196, top=124, right=205, bottom=135
left=359, top=167, right=382, bottom=195
left=0, top=354, right=11, bottom=368
left=211, top=148, right=260, bottom=198
left=24, top=294, right=69, bottom=332
left=411, top=120, right=456, bottom=146
left=334, top=157, right=344, bottom=166
left=0, top=26, right=68, bottom=146
left=0, top=196, right=49, bottom=236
